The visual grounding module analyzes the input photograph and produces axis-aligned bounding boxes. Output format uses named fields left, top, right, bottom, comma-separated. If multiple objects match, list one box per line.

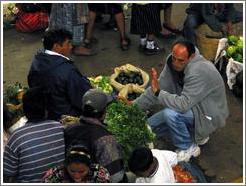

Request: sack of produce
left=118, top=84, right=144, bottom=101
left=110, top=64, right=149, bottom=91
left=88, top=75, right=113, bottom=93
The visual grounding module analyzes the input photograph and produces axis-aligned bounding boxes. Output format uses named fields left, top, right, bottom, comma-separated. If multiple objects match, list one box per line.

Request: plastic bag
left=226, top=58, right=243, bottom=89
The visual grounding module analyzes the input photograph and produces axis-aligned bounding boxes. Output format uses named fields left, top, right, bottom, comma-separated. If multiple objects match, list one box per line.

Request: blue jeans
left=148, top=108, right=194, bottom=150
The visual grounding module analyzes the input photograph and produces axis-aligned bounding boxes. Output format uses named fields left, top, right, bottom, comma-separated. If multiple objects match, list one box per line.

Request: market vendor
left=27, top=29, right=92, bottom=120
left=183, top=3, right=243, bottom=46
left=134, top=40, right=229, bottom=162
left=64, top=89, right=127, bottom=183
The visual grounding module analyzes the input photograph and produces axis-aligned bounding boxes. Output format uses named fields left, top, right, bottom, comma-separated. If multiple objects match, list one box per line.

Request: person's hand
left=117, top=96, right=133, bottom=105
left=221, top=24, right=228, bottom=37
left=151, top=68, right=160, bottom=94
left=227, top=21, right=233, bottom=35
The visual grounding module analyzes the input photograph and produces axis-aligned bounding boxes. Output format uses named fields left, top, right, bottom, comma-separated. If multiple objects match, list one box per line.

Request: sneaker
left=144, top=44, right=163, bottom=55
left=177, top=144, right=201, bottom=162
left=198, top=137, right=210, bottom=146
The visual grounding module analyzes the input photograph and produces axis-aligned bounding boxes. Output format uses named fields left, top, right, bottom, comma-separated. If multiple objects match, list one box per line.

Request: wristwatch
left=154, top=89, right=160, bottom=97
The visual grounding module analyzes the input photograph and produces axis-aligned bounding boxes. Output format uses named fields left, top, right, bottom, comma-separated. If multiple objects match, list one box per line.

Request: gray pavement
left=2, top=3, right=244, bottom=183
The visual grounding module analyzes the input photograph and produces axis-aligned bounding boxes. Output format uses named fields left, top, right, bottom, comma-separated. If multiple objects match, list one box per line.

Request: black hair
left=22, top=87, right=46, bottom=121
left=65, top=146, right=92, bottom=167
left=3, top=103, right=14, bottom=131
left=128, top=147, right=154, bottom=173
left=172, top=39, right=196, bottom=57
left=82, top=104, right=105, bottom=119
left=42, top=29, right=72, bottom=50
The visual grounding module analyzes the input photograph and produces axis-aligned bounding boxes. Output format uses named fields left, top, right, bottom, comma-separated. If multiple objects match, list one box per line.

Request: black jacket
left=64, top=118, right=125, bottom=183
left=28, top=51, right=92, bottom=120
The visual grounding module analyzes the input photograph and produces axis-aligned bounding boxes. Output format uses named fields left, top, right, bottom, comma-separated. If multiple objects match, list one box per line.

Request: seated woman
left=43, top=146, right=111, bottom=183
left=128, top=147, right=207, bottom=183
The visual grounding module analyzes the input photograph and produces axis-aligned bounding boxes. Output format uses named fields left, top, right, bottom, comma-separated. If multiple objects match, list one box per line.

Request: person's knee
left=184, top=16, right=199, bottom=30
left=162, top=108, right=178, bottom=123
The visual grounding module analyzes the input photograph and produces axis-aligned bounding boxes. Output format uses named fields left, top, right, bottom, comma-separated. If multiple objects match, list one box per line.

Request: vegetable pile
left=3, top=82, right=28, bottom=120
left=226, top=35, right=243, bottom=63
left=115, top=71, right=144, bottom=85
left=88, top=76, right=113, bottom=93
left=105, top=101, right=155, bottom=165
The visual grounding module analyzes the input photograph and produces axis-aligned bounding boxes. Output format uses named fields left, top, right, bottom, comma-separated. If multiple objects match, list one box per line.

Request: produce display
left=105, top=101, right=155, bottom=165
left=4, top=82, right=27, bottom=106
left=3, top=82, right=28, bottom=119
left=226, top=35, right=243, bottom=63
left=88, top=75, right=113, bottom=93
left=115, top=71, right=144, bottom=85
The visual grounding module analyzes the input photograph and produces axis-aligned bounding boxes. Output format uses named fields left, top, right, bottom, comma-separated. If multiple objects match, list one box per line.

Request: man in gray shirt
left=134, top=40, right=229, bottom=162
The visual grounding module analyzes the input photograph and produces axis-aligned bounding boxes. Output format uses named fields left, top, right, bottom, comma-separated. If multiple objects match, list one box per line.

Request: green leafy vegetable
left=105, top=101, right=155, bottom=165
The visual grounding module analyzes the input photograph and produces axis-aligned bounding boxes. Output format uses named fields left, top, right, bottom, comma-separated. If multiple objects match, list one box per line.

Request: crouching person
left=128, top=147, right=207, bottom=183
left=3, top=87, right=65, bottom=183
left=64, top=89, right=127, bottom=182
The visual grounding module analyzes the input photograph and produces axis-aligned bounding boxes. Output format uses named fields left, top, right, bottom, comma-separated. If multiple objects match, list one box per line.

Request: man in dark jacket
left=64, top=89, right=127, bottom=183
left=28, top=29, right=92, bottom=120
left=183, top=3, right=243, bottom=45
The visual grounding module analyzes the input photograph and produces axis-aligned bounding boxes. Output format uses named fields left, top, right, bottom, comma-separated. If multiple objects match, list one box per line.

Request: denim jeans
left=148, top=108, right=194, bottom=150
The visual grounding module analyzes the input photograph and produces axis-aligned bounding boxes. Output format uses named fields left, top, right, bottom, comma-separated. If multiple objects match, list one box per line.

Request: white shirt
left=136, top=149, right=177, bottom=183
left=45, top=49, right=70, bottom=61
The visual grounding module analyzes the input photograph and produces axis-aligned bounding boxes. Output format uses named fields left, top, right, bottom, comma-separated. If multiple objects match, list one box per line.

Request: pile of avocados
left=115, top=72, right=144, bottom=86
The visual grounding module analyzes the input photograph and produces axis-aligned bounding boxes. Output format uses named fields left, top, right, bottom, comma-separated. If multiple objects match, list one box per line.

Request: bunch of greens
left=3, top=82, right=27, bottom=105
left=105, top=101, right=155, bottom=165
left=89, top=76, right=113, bottom=93
left=226, top=35, right=243, bottom=63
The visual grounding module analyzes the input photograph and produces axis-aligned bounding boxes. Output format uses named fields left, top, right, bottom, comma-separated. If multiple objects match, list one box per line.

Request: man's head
left=43, top=29, right=73, bottom=57
left=82, top=89, right=114, bottom=120
left=171, top=40, right=195, bottom=72
left=23, top=87, right=46, bottom=121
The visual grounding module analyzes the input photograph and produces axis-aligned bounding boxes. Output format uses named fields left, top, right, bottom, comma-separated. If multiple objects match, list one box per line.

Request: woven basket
left=196, top=34, right=220, bottom=61
left=196, top=22, right=243, bottom=61
left=196, top=24, right=221, bottom=61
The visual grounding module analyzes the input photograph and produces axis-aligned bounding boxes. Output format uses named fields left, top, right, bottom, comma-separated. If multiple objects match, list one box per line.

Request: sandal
left=120, top=37, right=131, bottom=51
left=73, top=46, right=97, bottom=56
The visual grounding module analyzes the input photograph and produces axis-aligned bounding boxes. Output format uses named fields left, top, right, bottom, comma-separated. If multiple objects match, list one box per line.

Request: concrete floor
left=2, top=3, right=244, bottom=183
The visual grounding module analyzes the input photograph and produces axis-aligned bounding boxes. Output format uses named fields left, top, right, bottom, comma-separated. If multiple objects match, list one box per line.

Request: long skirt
left=130, top=3, right=161, bottom=35
left=49, top=3, right=89, bottom=46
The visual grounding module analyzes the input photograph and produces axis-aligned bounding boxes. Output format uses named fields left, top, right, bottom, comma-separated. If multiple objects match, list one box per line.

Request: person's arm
left=94, top=135, right=125, bottom=183
left=3, top=144, right=18, bottom=182
left=201, top=4, right=224, bottom=32
left=155, top=68, right=217, bottom=113
left=67, top=68, right=92, bottom=111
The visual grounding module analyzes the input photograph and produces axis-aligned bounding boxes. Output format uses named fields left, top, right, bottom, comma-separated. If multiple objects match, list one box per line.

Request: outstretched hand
left=151, top=68, right=160, bottom=94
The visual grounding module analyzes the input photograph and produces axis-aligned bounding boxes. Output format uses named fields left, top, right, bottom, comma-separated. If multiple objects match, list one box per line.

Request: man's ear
left=52, top=43, right=61, bottom=52
left=189, top=53, right=195, bottom=60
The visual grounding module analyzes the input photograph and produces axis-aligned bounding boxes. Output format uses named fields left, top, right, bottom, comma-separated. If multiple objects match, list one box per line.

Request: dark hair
left=3, top=103, right=14, bottom=131
left=172, top=40, right=195, bottom=57
left=22, top=87, right=46, bottom=121
left=65, top=146, right=92, bottom=167
left=42, top=29, right=72, bottom=50
left=82, top=104, right=105, bottom=119
left=128, top=147, right=154, bottom=173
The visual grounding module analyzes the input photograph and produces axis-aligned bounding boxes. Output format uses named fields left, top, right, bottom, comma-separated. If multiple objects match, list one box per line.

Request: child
left=128, top=147, right=206, bottom=183
left=128, top=147, right=177, bottom=183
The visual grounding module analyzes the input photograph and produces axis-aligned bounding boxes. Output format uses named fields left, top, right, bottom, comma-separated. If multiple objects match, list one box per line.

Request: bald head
left=171, top=41, right=195, bottom=72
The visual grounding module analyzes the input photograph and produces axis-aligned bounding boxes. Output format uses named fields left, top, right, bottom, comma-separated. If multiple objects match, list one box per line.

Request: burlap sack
left=118, top=84, right=144, bottom=100
left=110, top=64, right=149, bottom=91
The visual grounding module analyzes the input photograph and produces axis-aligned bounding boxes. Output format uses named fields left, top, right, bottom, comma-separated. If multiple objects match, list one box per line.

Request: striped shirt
left=3, top=120, right=65, bottom=183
